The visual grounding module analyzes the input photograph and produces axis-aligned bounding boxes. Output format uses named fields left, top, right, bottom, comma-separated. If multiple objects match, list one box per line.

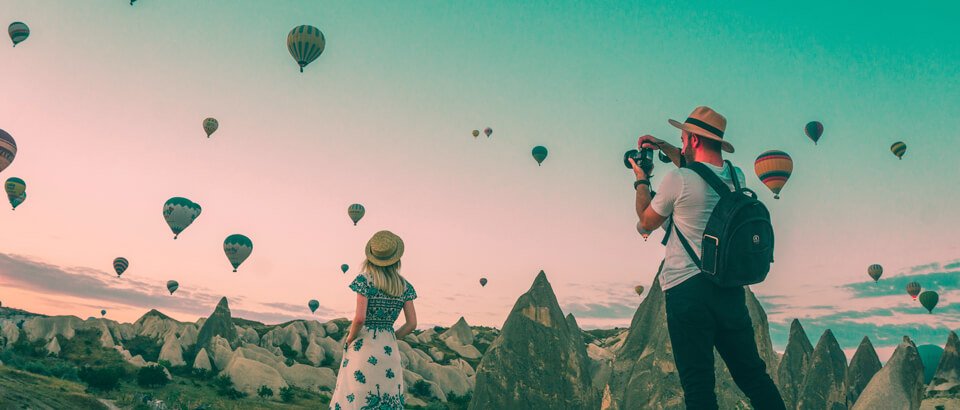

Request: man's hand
left=628, top=157, right=648, bottom=181
left=639, top=134, right=683, bottom=168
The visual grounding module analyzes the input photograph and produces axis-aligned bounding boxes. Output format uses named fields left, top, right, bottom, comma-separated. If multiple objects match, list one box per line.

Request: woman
left=330, top=230, right=417, bottom=410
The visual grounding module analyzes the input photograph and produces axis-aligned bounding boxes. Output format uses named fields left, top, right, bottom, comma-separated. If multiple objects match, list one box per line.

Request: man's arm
left=629, top=159, right=668, bottom=232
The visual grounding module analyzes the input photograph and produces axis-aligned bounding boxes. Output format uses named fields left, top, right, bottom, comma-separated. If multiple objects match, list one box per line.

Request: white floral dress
left=330, top=274, right=417, bottom=410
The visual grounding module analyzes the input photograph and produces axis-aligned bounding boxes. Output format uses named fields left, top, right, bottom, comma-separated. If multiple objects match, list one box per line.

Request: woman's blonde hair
left=362, top=259, right=406, bottom=297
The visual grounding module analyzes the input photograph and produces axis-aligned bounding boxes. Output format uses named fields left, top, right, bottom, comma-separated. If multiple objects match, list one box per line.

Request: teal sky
left=1, top=1, right=958, bottom=358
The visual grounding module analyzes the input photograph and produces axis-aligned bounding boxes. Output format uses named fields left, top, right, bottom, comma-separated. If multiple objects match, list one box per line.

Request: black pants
left=665, top=274, right=786, bottom=410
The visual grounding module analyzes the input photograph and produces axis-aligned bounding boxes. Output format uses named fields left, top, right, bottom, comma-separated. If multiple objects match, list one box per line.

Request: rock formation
left=223, top=356, right=287, bottom=395
left=853, top=336, right=925, bottom=410
left=45, top=336, right=60, bottom=356
left=602, top=267, right=780, bottom=409
left=797, top=329, right=847, bottom=410
left=470, top=271, right=597, bottom=410
left=927, top=331, right=960, bottom=398
left=193, top=347, right=213, bottom=371
left=158, top=334, right=185, bottom=366
left=777, top=319, right=815, bottom=409
left=440, top=317, right=475, bottom=346
left=196, top=297, right=238, bottom=350
left=845, top=336, right=882, bottom=407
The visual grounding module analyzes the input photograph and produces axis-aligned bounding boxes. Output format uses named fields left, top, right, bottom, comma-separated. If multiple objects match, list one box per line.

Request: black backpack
left=661, top=160, right=774, bottom=287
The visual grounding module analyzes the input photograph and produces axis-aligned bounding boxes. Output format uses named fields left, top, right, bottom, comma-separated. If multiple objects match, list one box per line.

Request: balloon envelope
left=484, top=127, right=493, bottom=137
left=166, top=280, right=179, bottom=295
left=919, top=291, right=939, bottom=313
left=0, top=129, right=16, bottom=173
left=636, top=221, right=652, bottom=241
left=163, top=197, right=202, bottom=239
left=917, top=344, right=944, bottom=384
left=472, top=130, right=479, bottom=138
left=113, top=257, right=129, bottom=277
left=224, top=234, right=253, bottom=272
left=4, top=177, right=25, bottom=200
left=805, top=121, right=823, bottom=145
left=8, top=22, right=29, bottom=47
left=100, top=310, right=106, bottom=316
left=308, top=299, right=320, bottom=313
left=906, top=281, right=921, bottom=300
left=754, top=150, right=793, bottom=199
left=203, top=118, right=218, bottom=137
left=891, top=141, right=907, bottom=160
left=287, top=25, right=325, bottom=73
left=348, top=204, right=365, bottom=225
left=867, top=264, right=883, bottom=282
left=341, top=264, right=349, bottom=274
left=480, top=278, right=487, bottom=287
left=634, top=285, right=644, bottom=296
left=532, top=146, right=548, bottom=166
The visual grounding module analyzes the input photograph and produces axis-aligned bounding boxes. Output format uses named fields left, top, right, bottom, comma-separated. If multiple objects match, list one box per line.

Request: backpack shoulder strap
left=725, top=160, right=742, bottom=191
left=672, top=223, right=702, bottom=269
left=687, top=162, right=732, bottom=196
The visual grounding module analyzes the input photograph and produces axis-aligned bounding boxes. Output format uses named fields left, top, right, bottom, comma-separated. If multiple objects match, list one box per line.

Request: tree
left=279, top=386, right=296, bottom=403
left=136, top=365, right=169, bottom=388
left=78, top=365, right=125, bottom=391
left=410, top=380, right=433, bottom=398
left=258, top=385, right=274, bottom=399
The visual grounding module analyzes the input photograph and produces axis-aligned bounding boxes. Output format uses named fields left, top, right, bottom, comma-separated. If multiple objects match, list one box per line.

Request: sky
left=1, top=1, right=958, bottom=360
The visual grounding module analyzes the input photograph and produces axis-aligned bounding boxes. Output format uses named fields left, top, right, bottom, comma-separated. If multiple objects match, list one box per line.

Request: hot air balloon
left=532, top=146, right=548, bottom=166
left=113, top=257, right=129, bottom=278
left=340, top=264, right=349, bottom=274
left=287, top=25, right=325, bottom=73
left=8, top=22, right=29, bottom=47
left=130, top=0, right=136, bottom=5
left=101, top=309, right=107, bottom=317
left=906, top=281, right=921, bottom=300
left=0, top=129, right=16, bottom=174
left=891, top=141, right=907, bottom=160
left=9, top=191, right=25, bottom=210
left=4, top=177, right=25, bottom=201
left=867, top=264, right=883, bottom=282
left=472, top=130, right=480, bottom=138
left=308, top=299, right=320, bottom=313
left=919, top=291, right=939, bottom=313
left=484, top=127, right=493, bottom=138
left=480, top=278, right=488, bottom=287
left=203, top=118, right=218, bottom=138
left=636, top=221, right=652, bottom=241
left=805, top=121, right=823, bottom=145
left=634, top=285, right=645, bottom=296
left=166, top=280, right=179, bottom=295
left=163, top=197, right=202, bottom=239
left=754, top=150, right=793, bottom=199
left=224, top=234, right=253, bottom=272
left=348, top=204, right=365, bottom=226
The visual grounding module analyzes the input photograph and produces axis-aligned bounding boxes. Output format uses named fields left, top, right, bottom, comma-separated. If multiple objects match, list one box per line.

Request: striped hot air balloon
left=805, top=121, right=823, bottom=145
left=8, top=22, right=29, bottom=47
left=10, top=191, right=25, bottom=210
left=891, top=141, right=907, bottom=160
left=203, top=118, right=218, bottom=138
left=484, top=127, right=493, bottom=138
left=348, top=204, right=365, bottom=226
left=867, top=264, right=883, bottom=282
left=906, top=281, right=921, bottom=300
left=113, top=257, right=129, bottom=278
left=754, top=150, right=793, bottom=199
left=5, top=177, right=25, bottom=202
left=287, top=25, right=325, bottom=73
left=532, top=146, right=548, bottom=166
left=0, top=129, right=16, bottom=173
left=163, top=197, right=202, bottom=239
left=166, top=280, right=179, bottom=295
left=637, top=221, right=652, bottom=241
left=634, top=285, right=645, bottom=296
left=224, top=234, right=253, bottom=272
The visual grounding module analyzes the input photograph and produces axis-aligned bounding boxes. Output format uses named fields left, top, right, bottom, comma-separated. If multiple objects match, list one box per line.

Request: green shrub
left=257, top=385, right=274, bottom=398
left=212, top=374, right=247, bottom=399
left=410, top=379, right=433, bottom=398
left=279, top=386, right=296, bottom=403
left=136, top=365, right=169, bottom=388
left=123, top=336, right=161, bottom=363
left=78, top=365, right=126, bottom=391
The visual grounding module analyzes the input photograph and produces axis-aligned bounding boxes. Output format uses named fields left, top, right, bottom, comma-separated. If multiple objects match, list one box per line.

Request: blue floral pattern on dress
left=347, top=394, right=355, bottom=403
left=354, top=370, right=366, bottom=384
left=368, top=356, right=378, bottom=365
left=353, top=338, right=364, bottom=352
left=385, top=368, right=395, bottom=379
left=360, top=384, right=405, bottom=410
left=383, top=346, right=392, bottom=356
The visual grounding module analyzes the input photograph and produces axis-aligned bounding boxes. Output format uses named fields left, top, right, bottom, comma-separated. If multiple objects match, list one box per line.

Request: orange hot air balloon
left=754, top=150, right=793, bottom=199
left=906, top=281, right=921, bottom=300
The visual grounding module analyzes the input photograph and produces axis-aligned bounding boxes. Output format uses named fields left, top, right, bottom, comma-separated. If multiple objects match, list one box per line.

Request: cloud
left=564, top=302, right=638, bottom=319
left=843, top=271, right=960, bottom=298
left=0, top=253, right=337, bottom=325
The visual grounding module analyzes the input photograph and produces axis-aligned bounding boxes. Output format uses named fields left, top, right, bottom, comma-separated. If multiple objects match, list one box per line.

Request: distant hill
left=0, top=365, right=106, bottom=409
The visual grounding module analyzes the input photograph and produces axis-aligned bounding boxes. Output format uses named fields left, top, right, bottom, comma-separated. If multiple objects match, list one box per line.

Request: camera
left=624, top=148, right=655, bottom=175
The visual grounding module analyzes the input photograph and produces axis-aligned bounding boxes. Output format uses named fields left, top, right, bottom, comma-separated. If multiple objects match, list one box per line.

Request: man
left=629, top=106, right=785, bottom=410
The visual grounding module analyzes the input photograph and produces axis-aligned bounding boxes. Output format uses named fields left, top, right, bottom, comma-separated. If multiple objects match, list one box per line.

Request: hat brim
left=365, top=238, right=404, bottom=267
left=668, top=119, right=735, bottom=153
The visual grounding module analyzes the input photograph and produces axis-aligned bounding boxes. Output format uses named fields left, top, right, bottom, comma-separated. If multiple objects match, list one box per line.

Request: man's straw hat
left=668, top=106, right=735, bottom=153
left=365, top=230, right=404, bottom=267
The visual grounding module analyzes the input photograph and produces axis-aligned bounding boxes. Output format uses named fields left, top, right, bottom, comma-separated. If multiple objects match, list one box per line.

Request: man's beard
left=681, top=140, right=696, bottom=164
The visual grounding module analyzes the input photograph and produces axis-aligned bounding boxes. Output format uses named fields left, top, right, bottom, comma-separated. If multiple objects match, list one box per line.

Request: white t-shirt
left=650, top=163, right=746, bottom=291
